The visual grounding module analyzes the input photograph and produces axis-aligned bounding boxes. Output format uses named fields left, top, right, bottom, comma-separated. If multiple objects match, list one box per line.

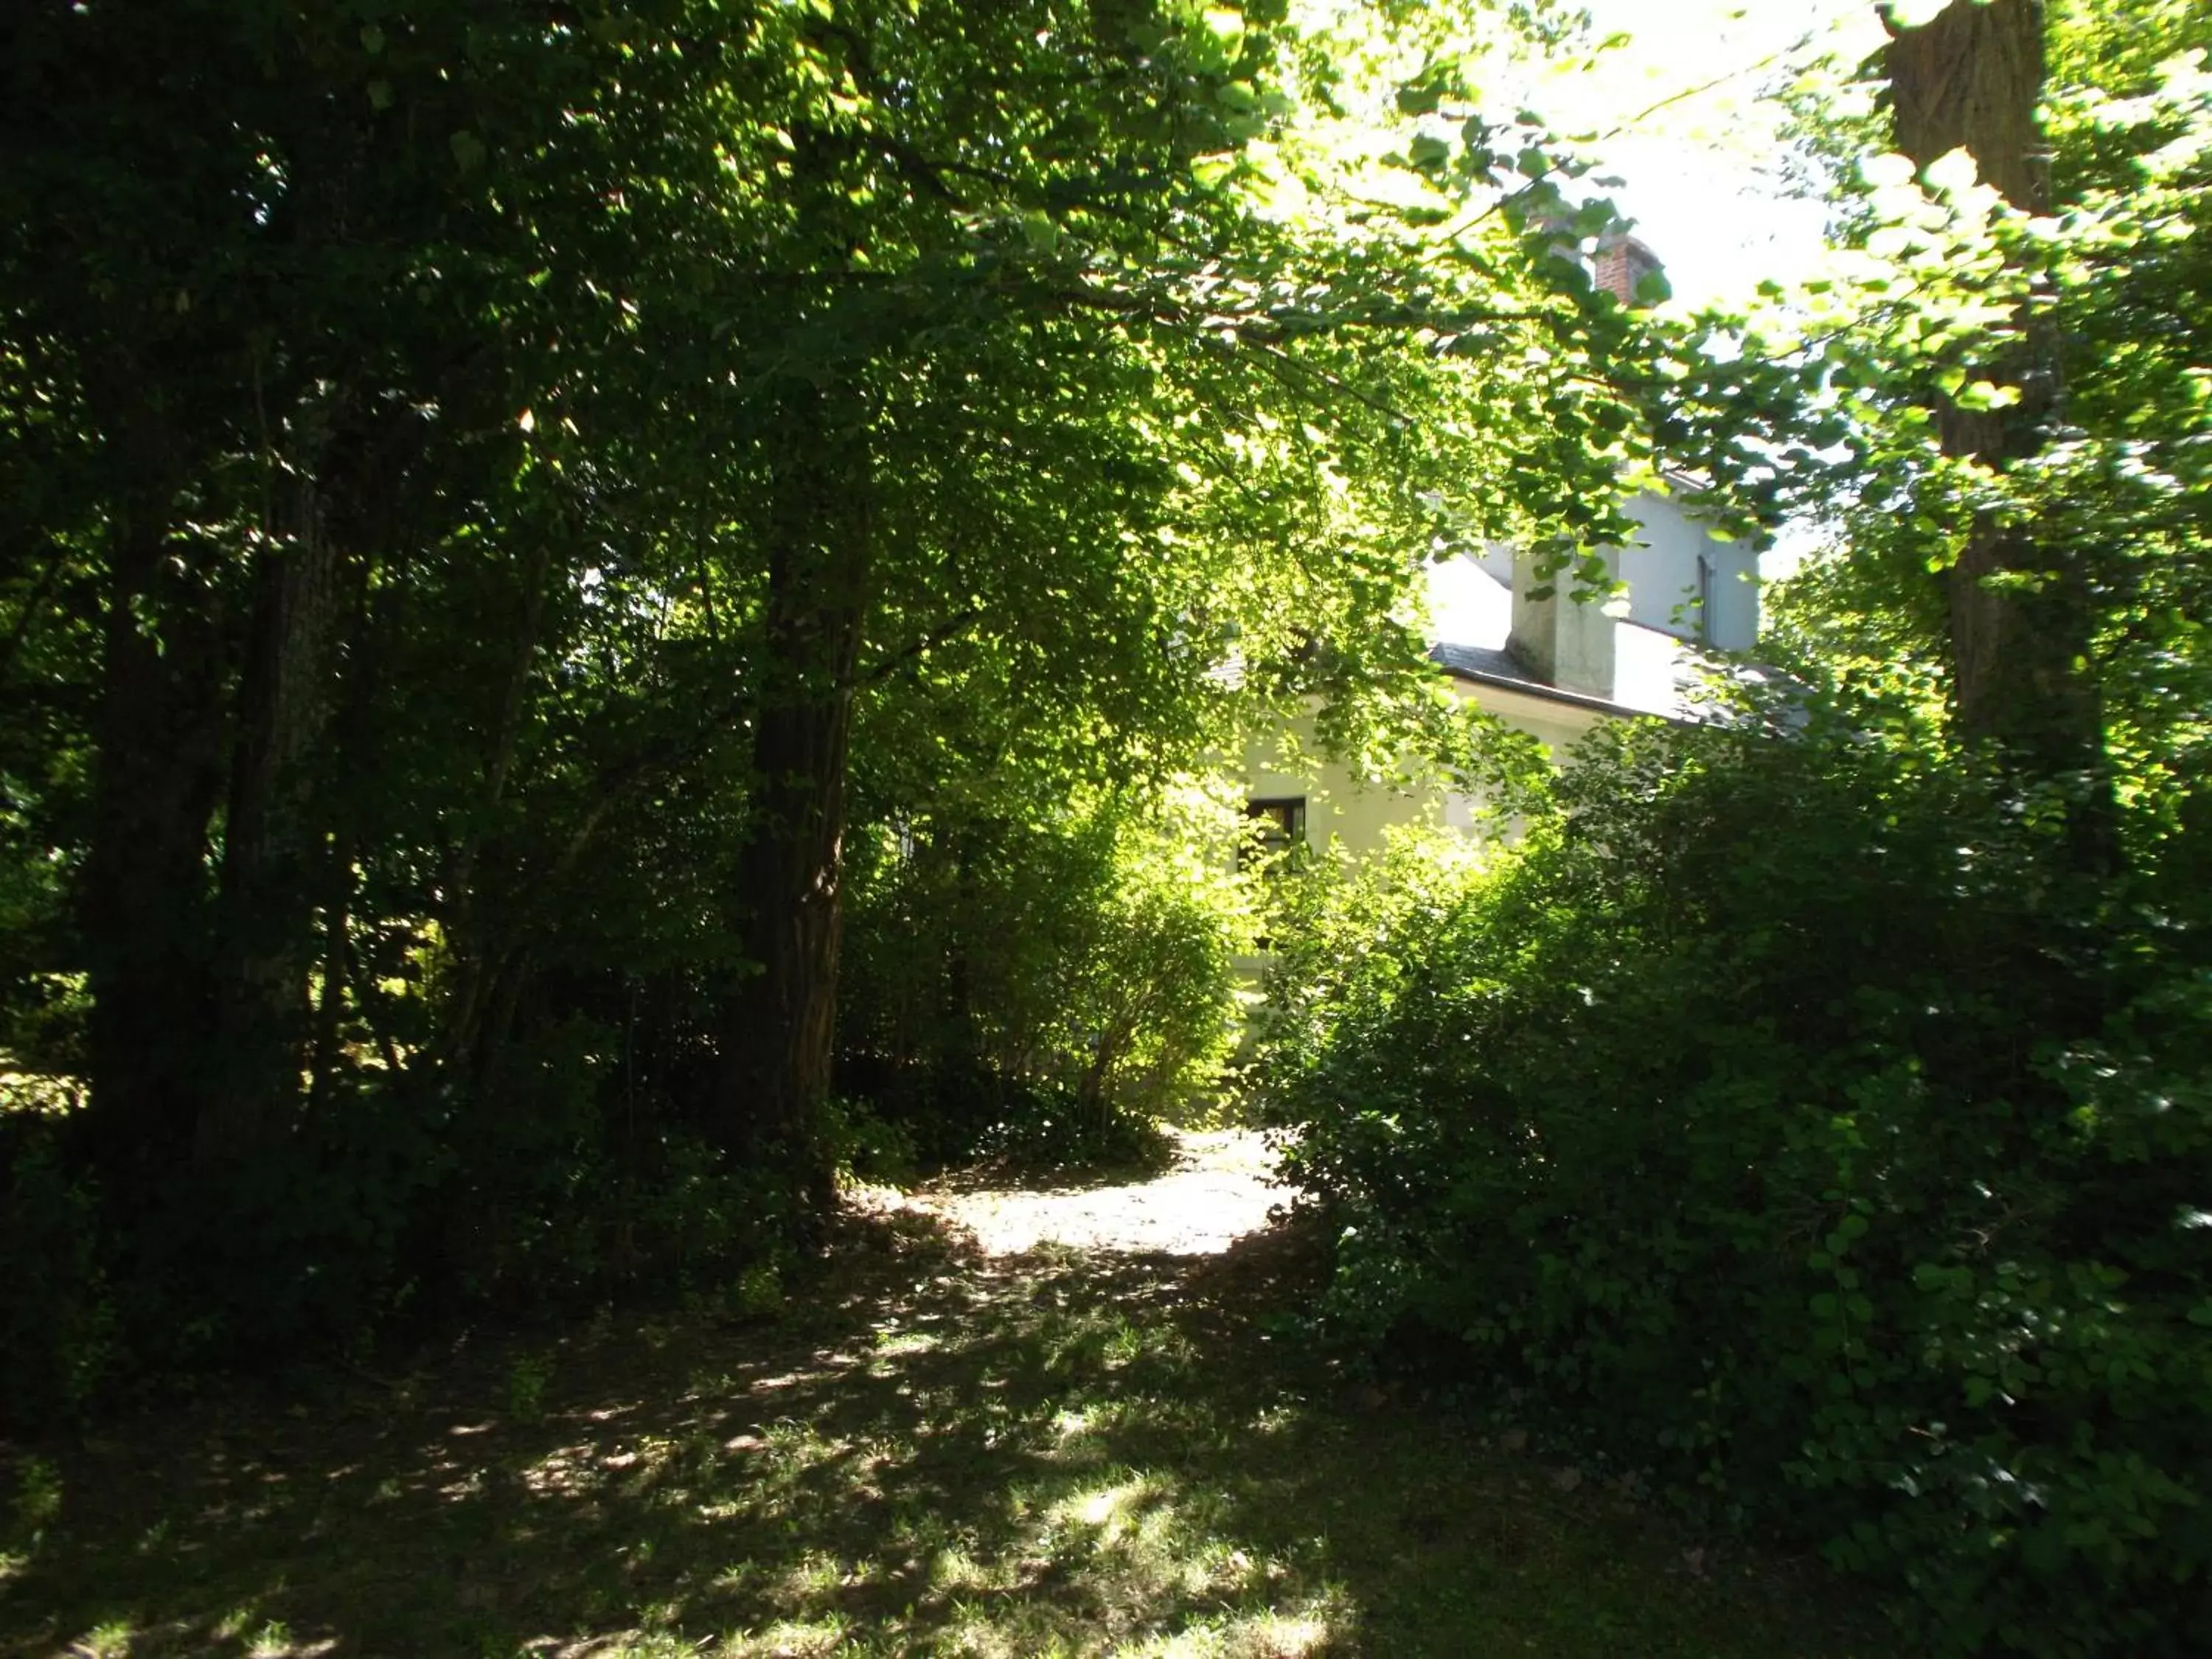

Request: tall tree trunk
left=719, top=390, right=872, bottom=1213
left=196, top=423, right=344, bottom=1169
left=80, top=469, right=229, bottom=1200
left=1885, top=0, right=2111, bottom=862
left=442, top=535, right=554, bottom=1077
left=308, top=548, right=380, bottom=1108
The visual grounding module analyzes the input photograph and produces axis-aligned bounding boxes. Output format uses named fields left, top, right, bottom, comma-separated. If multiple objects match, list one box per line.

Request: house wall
left=1239, top=682, right=1605, bottom=860
left=1618, top=493, right=1758, bottom=650
left=1241, top=711, right=1444, bottom=860
left=1470, top=491, right=1758, bottom=655
left=1229, top=681, right=1610, bottom=992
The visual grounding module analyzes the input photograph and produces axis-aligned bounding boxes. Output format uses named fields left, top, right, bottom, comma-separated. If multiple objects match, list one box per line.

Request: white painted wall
left=1616, top=492, right=1758, bottom=651
left=1237, top=681, right=1605, bottom=863
left=1465, top=492, right=1758, bottom=657
left=1239, top=712, right=1443, bottom=861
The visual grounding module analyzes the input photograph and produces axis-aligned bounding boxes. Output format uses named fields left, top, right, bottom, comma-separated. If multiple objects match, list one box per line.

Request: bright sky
left=1507, top=0, right=1893, bottom=310
left=1486, top=1, right=1896, bottom=574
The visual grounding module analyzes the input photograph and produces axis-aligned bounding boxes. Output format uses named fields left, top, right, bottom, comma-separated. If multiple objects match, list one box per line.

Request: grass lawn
left=1, top=1200, right=1878, bottom=1658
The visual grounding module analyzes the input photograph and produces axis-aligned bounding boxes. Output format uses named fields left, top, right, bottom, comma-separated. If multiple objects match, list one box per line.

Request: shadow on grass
left=0, top=1208, right=1877, bottom=1658
left=914, top=1116, right=1181, bottom=1196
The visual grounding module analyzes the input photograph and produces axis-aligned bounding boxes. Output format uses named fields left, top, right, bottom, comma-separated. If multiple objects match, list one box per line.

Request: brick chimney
left=1594, top=232, right=1663, bottom=307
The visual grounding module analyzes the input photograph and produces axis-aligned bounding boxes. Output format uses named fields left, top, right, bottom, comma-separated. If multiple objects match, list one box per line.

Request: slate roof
left=1426, top=640, right=1673, bottom=720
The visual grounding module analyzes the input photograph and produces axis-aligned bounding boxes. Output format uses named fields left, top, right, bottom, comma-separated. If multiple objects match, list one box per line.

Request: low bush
left=0, top=1008, right=804, bottom=1428
left=1253, top=707, right=2212, bottom=1656
left=839, top=781, right=1254, bottom=1165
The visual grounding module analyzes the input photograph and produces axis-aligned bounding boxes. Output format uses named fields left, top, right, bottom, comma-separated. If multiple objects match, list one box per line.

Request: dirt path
left=1, top=1135, right=1870, bottom=1659
left=883, top=1127, right=1281, bottom=1257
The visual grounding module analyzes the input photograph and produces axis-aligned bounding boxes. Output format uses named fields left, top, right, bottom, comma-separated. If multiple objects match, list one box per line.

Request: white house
left=1238, top=239, right=1759, bottom=857
left=1239, top=495, right=1754, bottom=855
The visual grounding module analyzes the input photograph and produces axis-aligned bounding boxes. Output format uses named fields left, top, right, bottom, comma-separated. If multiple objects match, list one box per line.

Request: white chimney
left=1509, top=546, right=1618, bottom=701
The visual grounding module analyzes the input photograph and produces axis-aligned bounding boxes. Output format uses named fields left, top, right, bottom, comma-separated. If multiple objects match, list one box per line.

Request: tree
left=649, top=0, right=1669, bottom=1195
left=0, top=0, right=1686, bottom=1391
left=1880, top=0, right=2111, bottom=863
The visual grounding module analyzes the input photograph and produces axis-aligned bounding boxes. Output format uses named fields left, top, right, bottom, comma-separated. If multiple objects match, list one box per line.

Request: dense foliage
left=0, top=0, right=1668, bottom=1423
left=1257, top=706, right=2212, bottom=1655
left=1259, top=4, right=2212, bottom=1652
left=840, top=782, right=1255, bottom=1167
left=13, top=2, right=2206, bottom=1649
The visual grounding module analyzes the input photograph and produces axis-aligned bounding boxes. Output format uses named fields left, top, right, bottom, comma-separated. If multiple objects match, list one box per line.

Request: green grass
left=0, top=1211, right=1878, bottom=1658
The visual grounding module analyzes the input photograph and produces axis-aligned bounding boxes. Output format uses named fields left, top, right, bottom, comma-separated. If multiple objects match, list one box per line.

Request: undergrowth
left=1253, top=706, right=2212, bottom=1658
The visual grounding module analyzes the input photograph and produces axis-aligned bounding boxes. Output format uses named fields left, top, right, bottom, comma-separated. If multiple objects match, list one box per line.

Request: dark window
left=1242, top=797, right=1307, bottom=869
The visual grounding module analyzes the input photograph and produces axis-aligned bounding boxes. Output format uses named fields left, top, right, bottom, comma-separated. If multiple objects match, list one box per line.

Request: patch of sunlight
left=871, top=1329, right=940, bottom=1358
left=1120, top=1593, right=1352, bottom=1658
left=929, top=1544, right=1014, bottom=1597
left=67, top=1619, right=136, bottom=1659
left=935, top=1612, right=1023, bottom=1659
left=742, top=1424, right=852, bottom=1507
left=1102, top=1319, right=1152, bottom=1368
left=1050, top=1394, right=1203, bottom=1456
left=761, top=1421, right=840, bottom=1463
left=212, top=1607, right=258, bottom=1641
left=521, top=1444, right=599, bottom=1498
left=772, top=1549, right=872, bottom=1603
left=726, top=1615, right=850, bottom=1657
left=243, top=1620, right=337, bottom=1659
left=574, top=1632, right=713, bottom=1659
left=709, top=1559, right=764, bottom=1596
left=748, top=1370, right=815, bottom=1391
left=851, top=1433, right=908, bottom=1481
left=636, top=1597, right=686, bottom=1630
left=1183, top=1540, right=1277, bottom=1601
left=1048, top=1472, right=1180, bottom=1549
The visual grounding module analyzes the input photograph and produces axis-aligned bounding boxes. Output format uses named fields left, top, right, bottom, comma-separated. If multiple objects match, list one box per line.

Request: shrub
left=1254, top=706, right=2212, bottom=1656
left=0, top=1119, right=117, bottom=1429
left=839, top=780, right=1255, bottom=1164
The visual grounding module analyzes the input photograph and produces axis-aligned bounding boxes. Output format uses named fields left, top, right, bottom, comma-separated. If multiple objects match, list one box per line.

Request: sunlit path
left=883, top=1127, right=1280, bottom=1258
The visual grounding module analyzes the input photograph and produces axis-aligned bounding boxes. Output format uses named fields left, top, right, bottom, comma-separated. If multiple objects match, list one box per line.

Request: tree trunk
left=196, top=426, right=344, bottom=1168
left=441, top=535, right=554, bottom=1077
left=719, top=391, right=873, bottom=1213
left=1885, top=0, right=2111, bottom=861
left=80, top=476, right=229, bottom=1199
